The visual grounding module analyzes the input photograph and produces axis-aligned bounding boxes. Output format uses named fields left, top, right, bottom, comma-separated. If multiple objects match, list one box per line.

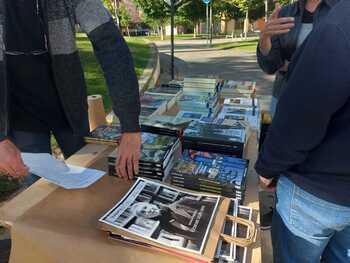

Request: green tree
left=176, top=0, right=206, bottom=37
left=118, top=5, right=132, bottom=36
left=103, top=0, right=118, bottom=20
left=133, top=0, right=171, bottom=40
left=231, top=0, right=265, bottom=20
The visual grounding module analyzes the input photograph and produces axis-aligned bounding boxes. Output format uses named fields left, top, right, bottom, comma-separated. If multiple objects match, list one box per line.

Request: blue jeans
left=273, top=176, right=350, bottom=263
left=9, top=130, right=85, bottom=186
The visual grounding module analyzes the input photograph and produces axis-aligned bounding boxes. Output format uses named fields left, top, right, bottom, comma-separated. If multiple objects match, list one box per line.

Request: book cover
left=183, top=121, right=246, bottom=145
left=85, top=125, right=122, bottom=145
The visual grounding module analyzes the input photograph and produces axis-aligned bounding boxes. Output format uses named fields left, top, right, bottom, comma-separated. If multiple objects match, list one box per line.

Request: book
left=183, top=121, right=246, bottom=145
left=170, top=151, right=248, bottom=192
left=109, top=133, right=180, bottom=166
left=84, top=125, right=122, bottom=145
left=224, top=98, right=258, bottom=108
left=176, top=111, right=206, bottom=121
left=99, top=178, right=222, bottom=259
left=146, top=85, right=182, bottom=96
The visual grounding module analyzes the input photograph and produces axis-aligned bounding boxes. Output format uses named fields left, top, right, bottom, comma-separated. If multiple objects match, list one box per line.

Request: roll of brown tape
left=88, top=95, right=107, bottom=131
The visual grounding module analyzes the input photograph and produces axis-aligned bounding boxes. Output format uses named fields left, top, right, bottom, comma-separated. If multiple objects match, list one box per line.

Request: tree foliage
left=133, top=0, right=170, bottom=25
left=118, top=4, right=132, bottom=28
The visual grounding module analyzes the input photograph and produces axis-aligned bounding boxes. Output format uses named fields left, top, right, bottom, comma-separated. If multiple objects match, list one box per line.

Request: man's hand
left=259, top=176, right=277, bottom=192
left=279, top=61, right=290, bottom=72
left=259, top=4, right=295, bottom=55
left=115, top=132, right=141, bottom=180
left=0, top=139, right=29, bottom=178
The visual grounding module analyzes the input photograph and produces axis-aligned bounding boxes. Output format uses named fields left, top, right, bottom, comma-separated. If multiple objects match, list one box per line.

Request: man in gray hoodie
left=0, top=0, right=141, bottom=181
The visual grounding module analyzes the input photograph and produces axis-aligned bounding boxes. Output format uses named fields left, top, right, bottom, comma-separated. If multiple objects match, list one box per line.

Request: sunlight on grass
left=77, top=33, right=151, bottom=111
left=212, top=40, right=258, bottom=52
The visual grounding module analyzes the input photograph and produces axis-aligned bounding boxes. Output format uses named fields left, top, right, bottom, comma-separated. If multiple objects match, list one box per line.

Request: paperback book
left=170, top=150, right=248, bottom=196
left=84, top=125, right=122, bottom=145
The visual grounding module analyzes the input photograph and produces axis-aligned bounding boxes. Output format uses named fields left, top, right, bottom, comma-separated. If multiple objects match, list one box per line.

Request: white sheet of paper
left=21, top=153, right=106, bottom=189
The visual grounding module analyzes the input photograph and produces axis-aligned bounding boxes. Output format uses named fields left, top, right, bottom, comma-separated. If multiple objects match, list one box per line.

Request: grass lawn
left=212, top=39, right=258, bottom=52
left=77, top=33, right=151, bottom=111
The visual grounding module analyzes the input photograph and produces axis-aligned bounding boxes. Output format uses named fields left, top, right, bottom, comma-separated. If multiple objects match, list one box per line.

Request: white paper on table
left=21, top=153, right=106, bottom=189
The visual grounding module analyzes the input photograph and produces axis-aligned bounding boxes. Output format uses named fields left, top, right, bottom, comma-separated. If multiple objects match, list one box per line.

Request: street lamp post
left=170, top=0, right=175, bottom=80
left=202, top=0, right=211, bottom=46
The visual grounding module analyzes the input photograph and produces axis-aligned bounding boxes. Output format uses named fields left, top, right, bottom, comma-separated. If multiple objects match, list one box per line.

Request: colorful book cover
left=183, top=121, right=246, bottom=144
left=85, top=125, right=122, bottom=144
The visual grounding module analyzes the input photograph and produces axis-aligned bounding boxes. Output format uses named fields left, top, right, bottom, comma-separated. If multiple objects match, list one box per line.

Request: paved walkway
left=155, top=38, right=274, bottom=96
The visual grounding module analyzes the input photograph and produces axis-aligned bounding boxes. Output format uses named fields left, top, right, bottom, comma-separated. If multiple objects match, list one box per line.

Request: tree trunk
left=244, top=10, right=249, bottom=39
left=126, top=26, right=130, bottom=37
left=160, top=25, right=164, bottom=40
left=193, top=23, right=197, bottom=38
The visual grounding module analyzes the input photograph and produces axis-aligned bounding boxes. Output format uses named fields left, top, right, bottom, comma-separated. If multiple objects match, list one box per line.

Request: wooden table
left=0, top=133, right=262, bottom=263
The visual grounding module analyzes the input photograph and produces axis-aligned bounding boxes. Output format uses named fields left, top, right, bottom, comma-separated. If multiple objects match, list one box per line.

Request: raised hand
left=259, top=4, right=295, bottom=55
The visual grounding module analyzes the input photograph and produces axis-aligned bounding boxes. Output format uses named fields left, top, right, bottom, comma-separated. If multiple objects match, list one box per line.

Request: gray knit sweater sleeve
left=73, top=0, right=141, bottom=133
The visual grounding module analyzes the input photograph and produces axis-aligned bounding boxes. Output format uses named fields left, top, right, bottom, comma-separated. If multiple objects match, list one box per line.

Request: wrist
left=259, top=35, right=271, bottom=55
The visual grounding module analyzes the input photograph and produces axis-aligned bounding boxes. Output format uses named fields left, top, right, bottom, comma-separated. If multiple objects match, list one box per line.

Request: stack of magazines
left=140, top=115, right=191, bottom=137
left=220, top=80, right=256, bottom=98
left=170, top=150, right=249, bottom=202
left=108, top=133, right=181, bottom=180
left=182, top=121, right=247, bottom=158
left=84, top=125, right=122, bottom=145
left=99, top=177, right=227, bottom=262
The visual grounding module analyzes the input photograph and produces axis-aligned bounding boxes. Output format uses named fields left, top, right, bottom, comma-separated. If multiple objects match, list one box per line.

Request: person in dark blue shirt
left=255, top=0, right=350, bottom=262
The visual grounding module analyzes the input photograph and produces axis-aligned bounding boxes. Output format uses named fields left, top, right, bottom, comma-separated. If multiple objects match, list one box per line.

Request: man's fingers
left=12, top=156, right=29, bottom=177
left=267, top=29, right=291, bottom=36
left=1, top=163, right=17, bottom=177
left=268, top=23, right=295, bottom=32
left=117, top=156, right=128, bottom=180
left=133, top=153, right=139, bottom=176
left=270, top=3, right=281, bottom=20
left=269, top=17, right=294, bottom=26
left=127, top=157, right=134, bottom=180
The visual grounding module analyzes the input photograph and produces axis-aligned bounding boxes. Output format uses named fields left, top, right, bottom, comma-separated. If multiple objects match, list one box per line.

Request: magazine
left=99, top=178, right=220, bottom=254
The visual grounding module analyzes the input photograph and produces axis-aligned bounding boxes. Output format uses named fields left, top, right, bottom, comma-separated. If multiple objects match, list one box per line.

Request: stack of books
left=183, top=77, right=220, bottom=96
left=169, top=150, right=249, bottom=202
left=140, top=93, right=177, bottom=122
left=223, top=97, right=258, bottom=108
left=84, top=125, right=122, bottom=145
left=182, top=121, right=247, bottom=157
left=177, top=93, right=221, bottom=119
left=140, top=115, right=191, bottom=137
left=220, top=81, right=256, bottom=98
left=108, top=132, right=181, bottom=181
left=146, top=84, right=182, bottom=98
left=219, top=105, right=260, bottom=131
